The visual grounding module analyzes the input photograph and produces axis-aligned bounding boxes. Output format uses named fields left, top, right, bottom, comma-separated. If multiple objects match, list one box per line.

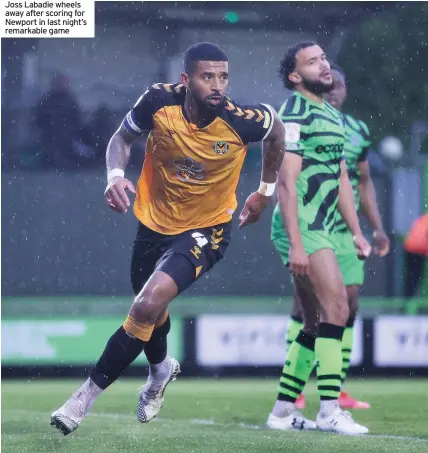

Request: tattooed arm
left=104, top=87, right=157, bottom=214
left=104, top=124, right=140, bottom=214
left=260, top=109, right=286, bottom=184
left=239, top=109, right=285, bottom=228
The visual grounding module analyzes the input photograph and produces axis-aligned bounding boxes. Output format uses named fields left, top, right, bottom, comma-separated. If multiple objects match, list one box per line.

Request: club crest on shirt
left=213, top=141, right=229, bottom=155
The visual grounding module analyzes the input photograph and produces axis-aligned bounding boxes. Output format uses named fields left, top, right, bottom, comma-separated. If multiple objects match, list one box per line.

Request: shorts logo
left=213, top=141, right=229, bottom=155
left=210, top=228, right=223, bottom=250
left=190, top=232, right=208, bottom=260
left=190, top=246, right=202, bottom=259
left=285, top=123, right=300, bottom=143
left=173, top=157, right=205, bottom=183
left=195, top=265, right=203, bottom=278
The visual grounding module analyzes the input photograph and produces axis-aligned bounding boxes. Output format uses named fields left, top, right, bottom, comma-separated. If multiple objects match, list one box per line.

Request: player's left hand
left=373, top=229, right=390, bottom=257
left=353, top=234, right=372, bottom=260
left=238, top=192, right=269, bottom=228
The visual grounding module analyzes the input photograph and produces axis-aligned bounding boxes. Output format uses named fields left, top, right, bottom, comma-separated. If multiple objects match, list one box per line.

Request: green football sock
left=277, top=330, right=315, bottom=403
left=316, top=323, right=344, bottom=400
left=285, top=316, right=304, bottom=347
left=341, top=318, right=355, bottom=385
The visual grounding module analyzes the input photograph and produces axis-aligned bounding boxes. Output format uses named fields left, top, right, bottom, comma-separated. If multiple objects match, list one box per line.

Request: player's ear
left=289, top=71, right=301, bottom=85
left=180, top=72, right=190, bottom=88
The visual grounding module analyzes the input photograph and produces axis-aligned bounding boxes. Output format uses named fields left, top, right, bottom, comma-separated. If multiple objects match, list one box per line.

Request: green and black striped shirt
left=335, top=113, right=371, bottom=232
left=272, top=91, right=346, bottom=239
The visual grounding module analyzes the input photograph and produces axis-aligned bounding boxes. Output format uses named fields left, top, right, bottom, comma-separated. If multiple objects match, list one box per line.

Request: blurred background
left=2, top=1, right=427, bottom=378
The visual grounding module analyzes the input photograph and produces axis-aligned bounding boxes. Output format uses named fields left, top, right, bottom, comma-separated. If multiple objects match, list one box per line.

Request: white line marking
left=4, top=410, right=428, bottom=443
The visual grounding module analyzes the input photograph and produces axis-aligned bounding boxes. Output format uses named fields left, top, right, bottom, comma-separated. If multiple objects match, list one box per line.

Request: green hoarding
left=2, top=317, right=183, bottom=365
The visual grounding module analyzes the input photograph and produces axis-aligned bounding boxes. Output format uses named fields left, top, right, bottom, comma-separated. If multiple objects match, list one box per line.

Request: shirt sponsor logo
left=173, top=157, right=205, bottom=183
left=315, top=143, right=344, bottom=154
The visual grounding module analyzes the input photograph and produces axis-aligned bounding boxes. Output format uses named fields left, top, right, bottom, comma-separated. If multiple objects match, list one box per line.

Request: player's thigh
left=308, top=248, right=348, bottom=323
left=346, top=285, right=360, bottom=318
left=130, top=270, right=179, bottom=323
left=298, top=229, right=346, bottom=306
left=293, top=275, right=320, bottom=335
left=274, top=231, right=325, bottom=327
left=156, top=221, right=232, bottom=294
left=273, top=242, right=304, bottom=319
left=335, top=230, right=363, bottom=318
left=291, top=283, right=304, bottom=319
left=337, top=253, right=363, bottom=317
left=130, top=223, right=169, bottom=295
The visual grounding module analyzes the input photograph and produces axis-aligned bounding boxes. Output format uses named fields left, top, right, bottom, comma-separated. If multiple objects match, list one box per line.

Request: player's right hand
left=373, top=229, right=390, bottom=257
left=104, top=176, right=136, bottom=214
left=289, top=245, right=310, bottom=276
left=353, top=234, right=372, bottom=260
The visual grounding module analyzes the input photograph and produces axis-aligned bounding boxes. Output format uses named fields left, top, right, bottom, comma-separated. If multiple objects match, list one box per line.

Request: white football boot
left=316, top=407, right=369, bottom=435
left=137, top=356, right=181, bottom=423
left=50, top=378, right=101, bottom=435
left=267, top=411, right=317, bottom=431
left=50, top=396, right=91, bottom=435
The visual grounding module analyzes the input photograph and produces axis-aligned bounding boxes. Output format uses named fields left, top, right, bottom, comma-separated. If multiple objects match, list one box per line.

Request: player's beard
left=302, top=78, right=333, bottom=95
left=188, top=85, right=223, bottom=113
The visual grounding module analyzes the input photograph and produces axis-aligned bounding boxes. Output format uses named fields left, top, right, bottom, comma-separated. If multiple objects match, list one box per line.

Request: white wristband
left=258, top=181, right=276, bottom=196
left=107, top=168, right=125, bottom=182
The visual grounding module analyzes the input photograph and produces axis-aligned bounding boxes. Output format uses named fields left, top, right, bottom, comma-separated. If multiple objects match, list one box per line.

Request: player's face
left=182, top=61, right=229, bottom=110
left=291, top=45, right=333, bottom=94
left=324, top=69, right=347, bottom=110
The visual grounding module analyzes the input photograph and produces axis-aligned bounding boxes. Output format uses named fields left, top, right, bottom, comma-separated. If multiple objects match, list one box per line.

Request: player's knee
left=335, top=300, right=350, bottom=326
left=303, top=311, right=320, bottom=335
left=291, top=301, right=303, bottom=319
left=131, top=289, right=162, bottom=324
left=324, top=287, right=349, bottom=325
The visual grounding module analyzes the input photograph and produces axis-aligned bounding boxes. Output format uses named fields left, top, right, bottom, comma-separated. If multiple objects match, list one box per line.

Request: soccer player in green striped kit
left=267, top=41, right=373, bottom=435
left=286, top=63, right=391, bottom=411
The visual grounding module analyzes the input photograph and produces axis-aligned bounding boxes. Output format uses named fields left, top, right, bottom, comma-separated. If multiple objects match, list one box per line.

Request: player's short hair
left=330, top=62, right=346, bottom=79
left=279, top=41, right=318, bottom=90
left=184, top=42, right=228, bottom=74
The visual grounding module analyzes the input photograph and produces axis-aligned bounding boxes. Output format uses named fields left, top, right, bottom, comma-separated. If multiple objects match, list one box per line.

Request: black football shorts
left=130, top=221, right=232, bottom=295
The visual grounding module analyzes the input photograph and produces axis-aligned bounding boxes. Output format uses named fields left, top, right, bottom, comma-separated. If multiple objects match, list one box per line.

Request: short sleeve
left=283, top=120, right=306, bottom=156
left=358, top=120, right=372, bottom=162
left=278, top=96, right=311, bottom=156
left=123, top=89, right=156, bottom=135
left=222, top=100, right=274, bottom=145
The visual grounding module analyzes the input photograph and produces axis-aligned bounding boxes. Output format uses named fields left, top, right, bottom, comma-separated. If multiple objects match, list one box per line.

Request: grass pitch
left=2, top=378, right=428, bottom=453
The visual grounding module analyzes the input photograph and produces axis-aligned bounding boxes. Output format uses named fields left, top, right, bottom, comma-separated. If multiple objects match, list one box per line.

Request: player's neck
left=183, top=95, right=217, bottom=128
left=295, top=87, right=324, bottom=105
